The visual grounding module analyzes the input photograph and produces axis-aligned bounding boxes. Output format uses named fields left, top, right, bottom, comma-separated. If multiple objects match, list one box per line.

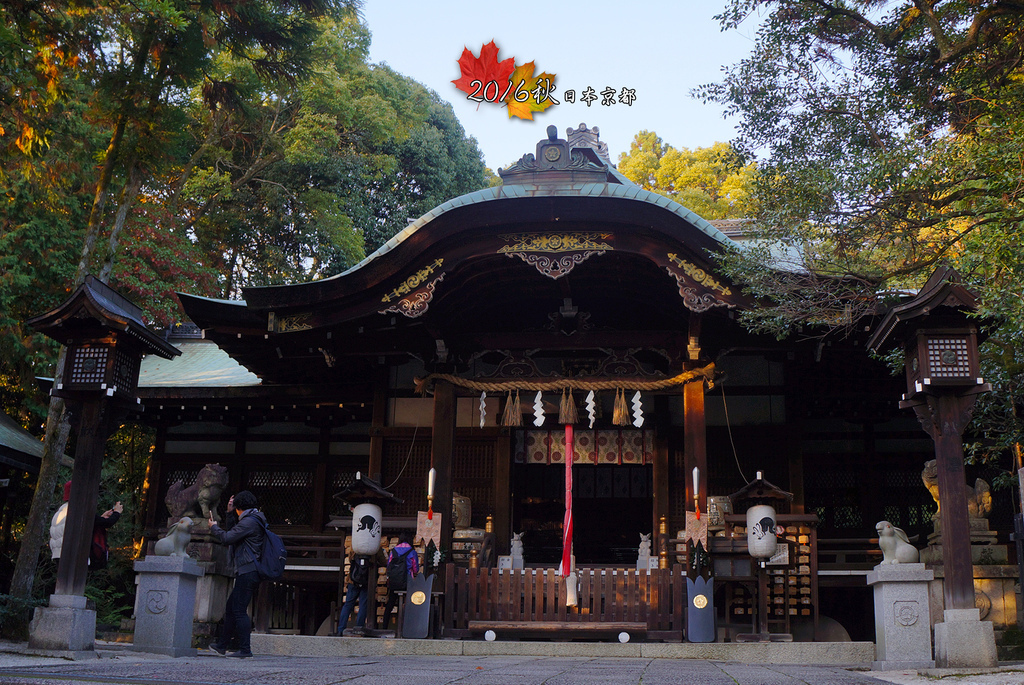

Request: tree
left=617, top=133, right=755, bottom=220
left=4, top=0, right=360, bottom=602
left=700, top=0, right=1024, bottom=475
left=176, top=19, right=490, bottom=293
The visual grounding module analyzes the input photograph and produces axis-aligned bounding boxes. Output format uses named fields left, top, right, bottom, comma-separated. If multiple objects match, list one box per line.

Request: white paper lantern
left=618, top=632, right=630, bottom=643
left=746, top=504, right=777, bottom=559
left=485, top=630, right=496, bottom=641
left=351, top=502, right=382, bottom=555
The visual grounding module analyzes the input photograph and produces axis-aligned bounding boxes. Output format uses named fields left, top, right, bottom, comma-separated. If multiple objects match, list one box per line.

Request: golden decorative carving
left=498, top=232, right=613, bottom=254
left=381, top=258, right=444, bottom=304
left=505, top=251, right=600, bottom=279
left=278, top=312, right=313, bottom=333
left=411, top=590, right=426, bottom=605
left=693, top=594, right=708, bottom=609
left=378, top=274, right=445, bottom=319
left=666, top=253, right=731, bottom=295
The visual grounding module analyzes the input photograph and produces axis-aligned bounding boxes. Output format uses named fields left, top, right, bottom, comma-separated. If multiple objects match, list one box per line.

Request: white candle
left=692, top=467, right=699, bottom=498
left=427, top=467, right=436, bottom=497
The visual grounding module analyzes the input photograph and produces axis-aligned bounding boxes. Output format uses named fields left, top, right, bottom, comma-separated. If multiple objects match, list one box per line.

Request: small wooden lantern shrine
left=867, top=265, right=990, bottom=612
left=730, top=472, right=794, bottom=642
left=333, top=473, right=402, bottom=630
left=26, top=275, right=179, bottom=653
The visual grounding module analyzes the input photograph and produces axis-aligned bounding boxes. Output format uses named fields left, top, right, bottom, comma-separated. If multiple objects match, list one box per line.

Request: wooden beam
left=368, top=368, right=388, bottom=482
left=683, top=380, right=707, bottom=514
left=56, top=400, right=114, bottom=596
left=493, top=433, right=511, bottom=554
left=431, top=380, right=457, bottom=572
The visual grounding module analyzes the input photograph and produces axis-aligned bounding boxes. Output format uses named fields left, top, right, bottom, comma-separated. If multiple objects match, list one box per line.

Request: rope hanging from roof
left=414, top=362, right=716, bottom=396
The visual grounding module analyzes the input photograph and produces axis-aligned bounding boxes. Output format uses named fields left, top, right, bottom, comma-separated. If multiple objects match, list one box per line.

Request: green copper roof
left=339, top=178, right=737, bottom=278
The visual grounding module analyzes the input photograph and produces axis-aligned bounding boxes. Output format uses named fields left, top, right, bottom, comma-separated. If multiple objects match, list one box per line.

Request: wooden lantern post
left=867, top=266, right=990, bottom=613
left=26, top=276, right=179, bottom=653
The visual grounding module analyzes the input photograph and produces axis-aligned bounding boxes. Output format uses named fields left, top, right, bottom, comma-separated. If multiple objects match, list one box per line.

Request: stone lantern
left=25, top=275, right=180, bottom=656
left=867, top=265, right=995, bottom=667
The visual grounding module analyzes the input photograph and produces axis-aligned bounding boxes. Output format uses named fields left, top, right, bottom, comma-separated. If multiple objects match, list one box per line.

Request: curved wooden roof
left=179, top=127, right=754, bottom=385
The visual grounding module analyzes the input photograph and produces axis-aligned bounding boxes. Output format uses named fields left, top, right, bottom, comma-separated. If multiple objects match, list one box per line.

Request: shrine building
left=135, top=125, right=1015, bottom=642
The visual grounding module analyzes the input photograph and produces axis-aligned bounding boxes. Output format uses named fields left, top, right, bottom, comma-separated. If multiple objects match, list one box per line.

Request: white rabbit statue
left=876, top=520, right=919, bottom=564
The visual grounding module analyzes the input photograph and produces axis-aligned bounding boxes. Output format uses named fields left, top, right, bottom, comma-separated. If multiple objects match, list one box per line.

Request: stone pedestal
left=133, top=556, right=205, bottom=657
left=933, top=608, right=997, bottom=668
left=866, top=563, right=935, bottom=670
left=921, top=518, right=1006, bottom=564
left=27, top=594, right=97, bottom=659
left=146, top=526, right=231, bottom=622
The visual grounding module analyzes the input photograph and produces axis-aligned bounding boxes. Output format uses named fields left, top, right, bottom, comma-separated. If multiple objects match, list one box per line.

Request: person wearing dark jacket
left=208, top=490, right=265, bottom=658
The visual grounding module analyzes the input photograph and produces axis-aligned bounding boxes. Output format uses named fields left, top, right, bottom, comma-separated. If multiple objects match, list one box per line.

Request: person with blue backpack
left=208, top=490, right=265, bottom=658
left=382, top=532, right=419, bottom=630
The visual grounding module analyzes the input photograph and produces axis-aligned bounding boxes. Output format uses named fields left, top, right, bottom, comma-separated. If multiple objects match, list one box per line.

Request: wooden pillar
left=683, top=379, right=707, bottom=514
left=431, top=380, right=457, bottom=566
left=144, top=425, right=167, bottom=528
left=933, top=394, right=976, bottom=611
left=493, top=434, right=511, bottom=554
left=368, top=368, right=388, bottom=482
left=907, top=392, right=980, bottom=611
left=55, top=400, right=113, bottom=597
left=652, top=397, right=670, bottom=534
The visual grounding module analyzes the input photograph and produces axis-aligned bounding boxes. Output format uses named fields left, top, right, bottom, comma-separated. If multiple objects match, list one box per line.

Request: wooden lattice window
left=381, top=440, right=432, bottom=518
left=881, top=469, right=936, bottom=531
left=805, top=470, right=863, bottom=534
left=246, top=468, right=315, bottom=526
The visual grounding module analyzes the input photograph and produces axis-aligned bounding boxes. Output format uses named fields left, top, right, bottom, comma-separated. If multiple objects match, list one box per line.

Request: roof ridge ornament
left=566, top=123, right=611, bottom=164
left=499, top=124, right=610, bottom=184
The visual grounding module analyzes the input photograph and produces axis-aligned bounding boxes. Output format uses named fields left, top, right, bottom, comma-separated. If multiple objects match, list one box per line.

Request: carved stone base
left=933, top=608, right=997, bottom=668
left=920, top=543, right=1007, bottom=565
left=866, top=563, right=935, bottom=670
left=133, top=556, right=204, bottom=657
left=28, top=595, right=96, bottom=657
left=921, top=518, right=1005, bottom=564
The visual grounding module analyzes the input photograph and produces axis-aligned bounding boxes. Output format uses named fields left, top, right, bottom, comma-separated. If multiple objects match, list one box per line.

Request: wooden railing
left=442, top=564, right=685, bottom=641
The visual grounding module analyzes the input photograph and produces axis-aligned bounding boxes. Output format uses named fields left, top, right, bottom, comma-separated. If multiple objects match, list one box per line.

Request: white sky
left=361, top=1, right=760, bottom=172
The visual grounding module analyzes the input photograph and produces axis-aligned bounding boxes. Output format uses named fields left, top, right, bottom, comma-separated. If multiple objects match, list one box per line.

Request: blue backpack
left=254, top=518, right=287, bottom=581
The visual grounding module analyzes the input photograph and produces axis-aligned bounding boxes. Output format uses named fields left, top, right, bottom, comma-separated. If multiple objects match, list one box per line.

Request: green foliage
left=702, top=0, right=1024, bottom=471
left=0, top=594, right=45, bottom=640
left=617, top=133, right=755, bottom=219
left=180, top=19, right=489, bottom=290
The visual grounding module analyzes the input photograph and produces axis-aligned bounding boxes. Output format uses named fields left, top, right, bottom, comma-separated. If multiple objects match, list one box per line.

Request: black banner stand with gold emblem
left=402, top=571, right=433, bottom=639
left=686, top=539, right=715, bottom=642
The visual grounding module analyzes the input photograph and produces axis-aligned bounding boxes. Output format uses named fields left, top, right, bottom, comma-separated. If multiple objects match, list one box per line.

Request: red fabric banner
left=559, top=423, right=574, bottom=577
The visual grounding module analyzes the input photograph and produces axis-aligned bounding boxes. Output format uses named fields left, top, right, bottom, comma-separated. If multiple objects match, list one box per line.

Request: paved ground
left=0, top=643, right=1021, bottom=685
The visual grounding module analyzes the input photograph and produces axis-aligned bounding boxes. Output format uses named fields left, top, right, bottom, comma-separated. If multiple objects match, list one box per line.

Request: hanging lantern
left=746, top=504, right=777, bottom=559
left=351, top=502, right=383, bottom=555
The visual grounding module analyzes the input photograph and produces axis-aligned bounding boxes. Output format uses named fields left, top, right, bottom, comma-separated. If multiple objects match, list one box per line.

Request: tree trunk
left=8, top=390, right=70, bottom=598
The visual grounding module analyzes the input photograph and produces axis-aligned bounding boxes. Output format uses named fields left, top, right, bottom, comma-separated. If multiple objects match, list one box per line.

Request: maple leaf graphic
left=505, top=61, right=557, bottom=121
left=452, top=40, right=515, bottom=100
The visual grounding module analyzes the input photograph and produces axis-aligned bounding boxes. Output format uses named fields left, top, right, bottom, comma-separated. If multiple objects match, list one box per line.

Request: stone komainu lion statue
left=165, top=463, right=229, bottom=523
left=921, top=459, right=992, bottom=520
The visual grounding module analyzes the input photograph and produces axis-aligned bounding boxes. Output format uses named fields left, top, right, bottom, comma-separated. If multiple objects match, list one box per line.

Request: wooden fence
left=442, top=564, right=685, bottom=641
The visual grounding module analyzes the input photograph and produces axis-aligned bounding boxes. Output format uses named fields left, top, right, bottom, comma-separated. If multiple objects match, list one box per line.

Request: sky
left=361, top=1, right=761, bottom=172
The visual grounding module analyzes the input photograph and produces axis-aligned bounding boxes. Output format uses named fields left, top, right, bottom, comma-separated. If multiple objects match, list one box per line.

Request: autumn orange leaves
left=452, top=41, right=557, bottom=121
